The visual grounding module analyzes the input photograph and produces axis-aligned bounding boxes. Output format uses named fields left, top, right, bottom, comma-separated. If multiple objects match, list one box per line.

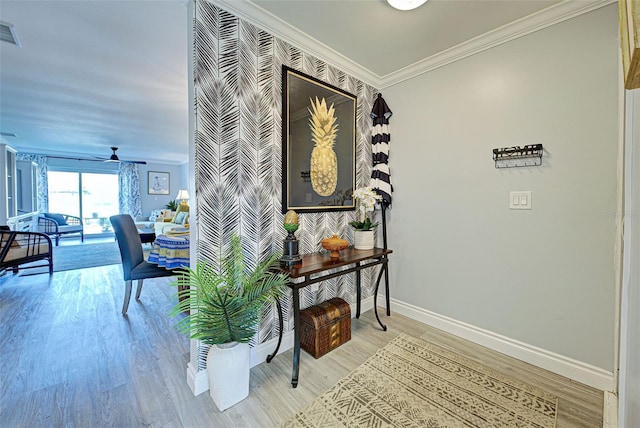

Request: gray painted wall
left=137, top=162, right=186, bottom=219
left=383, top=5, right=619, bottom=371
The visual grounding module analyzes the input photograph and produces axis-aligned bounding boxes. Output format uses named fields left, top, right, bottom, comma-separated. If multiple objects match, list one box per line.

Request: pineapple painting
left=308, top=96, right=338, bottom=196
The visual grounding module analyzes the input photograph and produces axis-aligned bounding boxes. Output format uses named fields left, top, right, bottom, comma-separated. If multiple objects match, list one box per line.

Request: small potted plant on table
left=349, top=187, right=382, bottom=250
left=170, top=235, right=288, bottom=411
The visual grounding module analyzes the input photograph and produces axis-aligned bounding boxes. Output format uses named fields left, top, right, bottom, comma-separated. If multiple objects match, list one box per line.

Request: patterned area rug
left=283, top=333, right=558, bottom=428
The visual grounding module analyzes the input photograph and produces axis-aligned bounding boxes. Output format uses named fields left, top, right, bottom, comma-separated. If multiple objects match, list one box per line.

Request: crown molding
left=211, top=0, right=380, bottom=88
left=379, top=0, right=616, bottom=88
left=210, top=0, right=615, bottom=90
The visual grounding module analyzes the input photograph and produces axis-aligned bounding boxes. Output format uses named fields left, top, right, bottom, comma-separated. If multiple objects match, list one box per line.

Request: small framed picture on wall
left=148, top=171, right=170, bottom=195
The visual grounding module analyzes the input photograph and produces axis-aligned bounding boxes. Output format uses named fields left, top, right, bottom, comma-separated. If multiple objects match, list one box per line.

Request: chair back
left=110, top=214, right=144, bottom=280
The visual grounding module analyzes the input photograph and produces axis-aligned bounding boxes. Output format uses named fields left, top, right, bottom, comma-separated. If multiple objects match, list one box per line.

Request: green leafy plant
left=349, top=217, right=378, bottom=231
left=165, top=200, right=178, bottom=211
left=170, top=235, right=288, bottom=345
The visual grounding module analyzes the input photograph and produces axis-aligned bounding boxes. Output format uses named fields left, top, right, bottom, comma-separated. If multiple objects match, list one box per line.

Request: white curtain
left=118, top=163, right=142, bottom=220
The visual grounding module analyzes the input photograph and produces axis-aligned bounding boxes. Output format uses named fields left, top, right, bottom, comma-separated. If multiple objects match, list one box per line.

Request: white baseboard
left=383, top=295, right=615, bottom=392
left=190, top=294, right=614, bottom=395
left=187, top=362, right=209, bottom=396
left=603, top=391, right=618, bottom=428
left=250, top=330, right=295, bottom=368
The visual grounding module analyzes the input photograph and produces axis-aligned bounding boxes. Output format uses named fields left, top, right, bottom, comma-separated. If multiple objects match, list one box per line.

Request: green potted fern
left=170, top=235, right=287, bottom=411
left=165, top=200, right=178, bottom=211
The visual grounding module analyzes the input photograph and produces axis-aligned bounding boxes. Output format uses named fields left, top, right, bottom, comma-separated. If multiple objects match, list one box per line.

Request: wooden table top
left=277, top=247, right=392, bottom=279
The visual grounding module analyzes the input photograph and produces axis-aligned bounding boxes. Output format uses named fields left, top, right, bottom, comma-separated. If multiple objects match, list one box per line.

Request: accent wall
left=193, top=0, right=378, bottom=361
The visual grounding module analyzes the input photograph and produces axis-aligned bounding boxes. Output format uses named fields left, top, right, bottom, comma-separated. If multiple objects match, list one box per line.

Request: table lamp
left=176, top=190, right=190, bottom=212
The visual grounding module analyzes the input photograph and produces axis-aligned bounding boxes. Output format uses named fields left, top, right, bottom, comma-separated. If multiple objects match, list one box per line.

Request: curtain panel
left=118, top=163, right=142, bottom=220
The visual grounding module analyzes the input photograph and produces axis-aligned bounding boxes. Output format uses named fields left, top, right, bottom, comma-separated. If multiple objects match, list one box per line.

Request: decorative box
left=300, top=297, right=351, bottom=358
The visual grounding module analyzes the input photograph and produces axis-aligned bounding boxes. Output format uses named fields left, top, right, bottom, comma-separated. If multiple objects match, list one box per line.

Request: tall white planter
left=206, top=342, right=250, bottom=411
left=354, top=230, right=375, bottom=250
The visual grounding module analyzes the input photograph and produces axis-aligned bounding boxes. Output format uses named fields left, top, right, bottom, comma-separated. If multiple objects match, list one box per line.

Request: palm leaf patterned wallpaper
left=194, top=0, right=379, bottom=364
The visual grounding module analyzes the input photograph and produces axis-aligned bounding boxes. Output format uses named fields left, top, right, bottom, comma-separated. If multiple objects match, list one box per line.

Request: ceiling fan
left=44, top=146, right=147, bottom=164
left=103, top=146, right=147, bottom=165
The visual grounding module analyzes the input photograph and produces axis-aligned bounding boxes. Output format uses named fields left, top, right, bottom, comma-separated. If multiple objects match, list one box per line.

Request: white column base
left=187, top=362, right=209, bottom=396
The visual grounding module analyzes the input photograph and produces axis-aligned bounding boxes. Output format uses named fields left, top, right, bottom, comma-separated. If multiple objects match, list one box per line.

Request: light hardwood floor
left=0, top=264, right=603, bottom=427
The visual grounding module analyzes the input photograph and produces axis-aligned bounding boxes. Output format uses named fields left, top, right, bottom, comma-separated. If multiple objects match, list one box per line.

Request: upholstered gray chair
left=109, top=214, right=175, bottom=315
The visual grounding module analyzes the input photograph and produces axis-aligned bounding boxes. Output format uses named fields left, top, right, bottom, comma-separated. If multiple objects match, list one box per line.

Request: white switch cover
left=510, top=191, right=532, bottom=210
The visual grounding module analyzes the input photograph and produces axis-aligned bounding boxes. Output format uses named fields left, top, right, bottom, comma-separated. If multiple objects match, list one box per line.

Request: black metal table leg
left=291, top=286, right=301, bottom=388
left=384, top=256, right=391, bottom=316
left=373, top=262, right=387, bottom=331
left=356, top=262, right=361, bottom=318
left=266, top=298, right=283, bottom=363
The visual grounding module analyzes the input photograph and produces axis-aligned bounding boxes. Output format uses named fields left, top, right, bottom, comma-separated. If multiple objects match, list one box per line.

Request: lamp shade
left=387, top=0, right=427, bottom=10
left=176, top=189, right=190, bottom=201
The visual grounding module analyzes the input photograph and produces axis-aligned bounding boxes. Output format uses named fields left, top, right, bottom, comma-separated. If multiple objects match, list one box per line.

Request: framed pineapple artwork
left=282, top=66, right=356, bottom=213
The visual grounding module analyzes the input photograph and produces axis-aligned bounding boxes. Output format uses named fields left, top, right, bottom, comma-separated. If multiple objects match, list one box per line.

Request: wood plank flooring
left=0, top=264, right=603, bottom=427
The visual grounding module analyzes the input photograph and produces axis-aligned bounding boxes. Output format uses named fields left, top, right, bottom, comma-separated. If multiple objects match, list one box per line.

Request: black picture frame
left=282, top=66, right=356, bottom=213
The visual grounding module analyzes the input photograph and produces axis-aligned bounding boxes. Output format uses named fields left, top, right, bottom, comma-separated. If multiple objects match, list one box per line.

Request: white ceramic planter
left=206, top=342, right=250, bottom=411
left=354, top=230, right=375, bottom=250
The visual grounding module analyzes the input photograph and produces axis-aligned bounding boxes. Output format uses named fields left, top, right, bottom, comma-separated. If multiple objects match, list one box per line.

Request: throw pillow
left=149, top=210, right=163, bottom=222
left=44, top=213, right=67, bottom=225
left=174, top=211, right=188, bottom=225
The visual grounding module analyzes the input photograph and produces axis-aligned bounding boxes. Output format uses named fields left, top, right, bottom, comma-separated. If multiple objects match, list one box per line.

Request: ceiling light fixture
left=387, top=0, right=428, bottom=11
left=106, top=146, right=120, bottom=162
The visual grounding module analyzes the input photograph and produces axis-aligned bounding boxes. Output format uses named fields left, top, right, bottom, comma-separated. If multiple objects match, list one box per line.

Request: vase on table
left=353, top=230, right=375, bottom=250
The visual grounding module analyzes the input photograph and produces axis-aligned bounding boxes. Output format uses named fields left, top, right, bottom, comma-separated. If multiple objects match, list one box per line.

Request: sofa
left=134, top=209, right=187, bottom=237
left=154, top=210, right=188, bottom=236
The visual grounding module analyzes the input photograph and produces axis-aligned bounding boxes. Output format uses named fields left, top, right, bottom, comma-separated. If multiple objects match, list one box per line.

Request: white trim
left=250, top=331, right=294, bottom=368
left=380, top=0, right=615, bottom=88
left=212, top=0, right=614, bottom=89
left=187, top=362, right=209, bottom=396
left=197, top=291, right=615, bottom=393
left=383, top=296, right=615, bottom=391
left=212, top=0, right=378, bottom=87
left=603, top=391, right=619, bottom=428
left=618, top=86, right=640, bottom=428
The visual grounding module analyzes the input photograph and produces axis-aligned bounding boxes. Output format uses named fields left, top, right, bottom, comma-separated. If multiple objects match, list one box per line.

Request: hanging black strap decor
left=370, top=93, right=393, bottom=207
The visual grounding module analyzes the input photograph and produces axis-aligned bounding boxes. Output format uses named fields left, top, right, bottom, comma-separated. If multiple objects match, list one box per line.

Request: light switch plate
left=510, top=191, right=532, bottom=210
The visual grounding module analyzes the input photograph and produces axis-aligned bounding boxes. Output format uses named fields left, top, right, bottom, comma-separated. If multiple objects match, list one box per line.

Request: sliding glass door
left=48, top=171, right=119, bottom=235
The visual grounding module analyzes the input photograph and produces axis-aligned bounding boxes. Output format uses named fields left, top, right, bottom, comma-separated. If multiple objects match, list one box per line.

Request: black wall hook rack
left=493, top=144, right=543, bottom=168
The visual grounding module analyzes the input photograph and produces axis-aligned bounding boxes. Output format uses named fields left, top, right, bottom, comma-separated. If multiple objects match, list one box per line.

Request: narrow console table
left=266, top=247, right=392, bottom=388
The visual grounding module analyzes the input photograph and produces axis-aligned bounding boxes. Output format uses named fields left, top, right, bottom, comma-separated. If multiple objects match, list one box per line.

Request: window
left=48, top=171, right=119, bottom=235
